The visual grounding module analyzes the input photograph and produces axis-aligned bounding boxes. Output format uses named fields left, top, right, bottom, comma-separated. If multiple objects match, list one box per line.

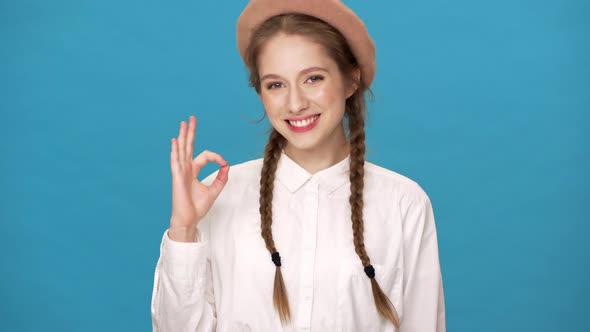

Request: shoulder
left=364, top=160, right=431, bottom=205
left=200, top=158, right=264, bottom=220
left=202, top=157, right=263, bottom=187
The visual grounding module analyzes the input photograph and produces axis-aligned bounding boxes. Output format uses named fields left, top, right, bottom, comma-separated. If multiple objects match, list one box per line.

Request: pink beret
left=236, top=0, right=376, bottom=88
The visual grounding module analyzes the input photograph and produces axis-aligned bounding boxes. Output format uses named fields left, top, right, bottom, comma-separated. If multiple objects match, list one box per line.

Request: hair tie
left=364, top=265, right=375, bottom=279
left=271, top=251, right=282, bottom=267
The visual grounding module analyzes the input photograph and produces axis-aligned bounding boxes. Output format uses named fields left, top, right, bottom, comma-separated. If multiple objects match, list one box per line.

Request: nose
left=287, top=85, right=309, bottom=113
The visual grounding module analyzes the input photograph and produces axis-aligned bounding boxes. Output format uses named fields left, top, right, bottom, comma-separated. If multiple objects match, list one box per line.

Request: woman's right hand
left=168, top=115, right=230, bottom=242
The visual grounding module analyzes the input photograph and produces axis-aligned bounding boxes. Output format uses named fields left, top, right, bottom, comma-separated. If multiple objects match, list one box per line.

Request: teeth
left=289, top=115, right=318, bottom=127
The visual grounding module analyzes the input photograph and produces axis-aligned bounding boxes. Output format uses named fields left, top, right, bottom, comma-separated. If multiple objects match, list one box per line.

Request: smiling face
left=257, top=33, right=356, bottom=156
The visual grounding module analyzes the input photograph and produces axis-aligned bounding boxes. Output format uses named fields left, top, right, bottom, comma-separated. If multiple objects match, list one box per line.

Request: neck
left=283, top=127, right=350, bottom=174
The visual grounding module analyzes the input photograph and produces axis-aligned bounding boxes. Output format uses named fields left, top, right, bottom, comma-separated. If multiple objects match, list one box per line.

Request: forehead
left=257, top=33, right=337, bottom=76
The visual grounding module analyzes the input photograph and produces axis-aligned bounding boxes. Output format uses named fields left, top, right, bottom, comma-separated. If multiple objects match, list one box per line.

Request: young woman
left=151, top=1, right=446, bottom=331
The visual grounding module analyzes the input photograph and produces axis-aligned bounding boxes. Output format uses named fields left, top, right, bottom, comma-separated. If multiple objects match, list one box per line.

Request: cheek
left=260, top=95, right=283, bottom=117
left=310, top=86, right=346, bottom=114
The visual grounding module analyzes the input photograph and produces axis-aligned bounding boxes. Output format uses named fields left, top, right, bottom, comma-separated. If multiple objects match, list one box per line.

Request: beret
left=236, top=0, right=376, bottom=88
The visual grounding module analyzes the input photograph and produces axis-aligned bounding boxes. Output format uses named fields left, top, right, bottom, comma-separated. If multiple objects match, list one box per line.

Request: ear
left=346, top=67, right=361, bottom=98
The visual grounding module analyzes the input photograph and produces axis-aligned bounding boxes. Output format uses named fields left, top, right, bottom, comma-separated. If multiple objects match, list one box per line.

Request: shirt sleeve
left=400, top=190, right=446, bottom=332
left=150, top=218, right=217, bottom=332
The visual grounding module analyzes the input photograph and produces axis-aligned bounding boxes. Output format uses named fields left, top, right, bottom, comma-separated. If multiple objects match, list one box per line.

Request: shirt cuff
left=160, top=229, right=210, bottom=280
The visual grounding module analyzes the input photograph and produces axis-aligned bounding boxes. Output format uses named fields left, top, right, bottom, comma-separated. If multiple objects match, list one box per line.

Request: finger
left=208, top=164, right=230, bottom=197
left=177, top=121, right=186, bottom=163
left=192, top=150, right=228, bottom=175
left=185, top=116, right=196, bottom=162
left=170, top=138, right=179, bottom=173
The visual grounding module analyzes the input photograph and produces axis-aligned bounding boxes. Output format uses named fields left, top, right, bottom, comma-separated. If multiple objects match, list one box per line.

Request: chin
left=287, top=142, right=319, bottom=152
left=284, top=135, right=324, bottom=152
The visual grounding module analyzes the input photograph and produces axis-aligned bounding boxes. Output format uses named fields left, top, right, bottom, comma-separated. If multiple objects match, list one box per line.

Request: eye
left=266, top=82, right=283, bottom=90
left=306, top=75, right=324, bottom=84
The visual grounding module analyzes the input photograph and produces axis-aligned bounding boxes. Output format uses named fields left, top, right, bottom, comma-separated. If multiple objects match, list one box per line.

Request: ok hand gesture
left=168, top=115, right=230, bottom=242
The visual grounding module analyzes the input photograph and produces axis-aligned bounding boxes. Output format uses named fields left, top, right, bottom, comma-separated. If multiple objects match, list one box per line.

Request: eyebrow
left=260, top=66, right=329, bottom=82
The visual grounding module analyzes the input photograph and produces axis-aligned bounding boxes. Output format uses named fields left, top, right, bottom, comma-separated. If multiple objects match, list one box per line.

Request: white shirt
left=151, top=151, right=446, bottom=332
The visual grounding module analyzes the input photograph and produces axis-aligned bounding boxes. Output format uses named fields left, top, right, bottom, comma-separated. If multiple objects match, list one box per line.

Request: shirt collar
left=275, top=150, right=350, bottom=194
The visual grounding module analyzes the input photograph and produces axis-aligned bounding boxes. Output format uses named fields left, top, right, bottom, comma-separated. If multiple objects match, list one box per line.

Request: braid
left=348, top=102, right=369, bottom=266
left=259, top=128, right=291, bottom=324
left=347, top=93, right=400, bottom=328
left=245, top=12, right=399, bottom=329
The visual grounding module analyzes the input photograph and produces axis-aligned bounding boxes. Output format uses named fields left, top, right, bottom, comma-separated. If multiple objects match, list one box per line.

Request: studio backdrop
left=0, top=0, right=587, bottom=331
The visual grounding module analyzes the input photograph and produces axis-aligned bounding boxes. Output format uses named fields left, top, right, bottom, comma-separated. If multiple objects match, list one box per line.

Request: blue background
left=1, top=0, right=587, bottom=331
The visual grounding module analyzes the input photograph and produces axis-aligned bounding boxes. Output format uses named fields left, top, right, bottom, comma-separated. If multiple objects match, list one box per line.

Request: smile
left=287, top=115, right=320, bottom=127
left=285, top=114, right=320, bottom=133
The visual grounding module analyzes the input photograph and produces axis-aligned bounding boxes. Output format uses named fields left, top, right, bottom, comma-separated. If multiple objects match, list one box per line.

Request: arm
left=400, top=190, right=446, bottom=332
left=152, top=115, right=227, bottom=331
left=151, top=215, right=217, bottom=332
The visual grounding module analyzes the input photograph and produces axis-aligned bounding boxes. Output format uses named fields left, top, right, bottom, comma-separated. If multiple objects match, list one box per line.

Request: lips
left=286, top=114, right=320, bottom=127
left=285, top=114, right=321, bottom=133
